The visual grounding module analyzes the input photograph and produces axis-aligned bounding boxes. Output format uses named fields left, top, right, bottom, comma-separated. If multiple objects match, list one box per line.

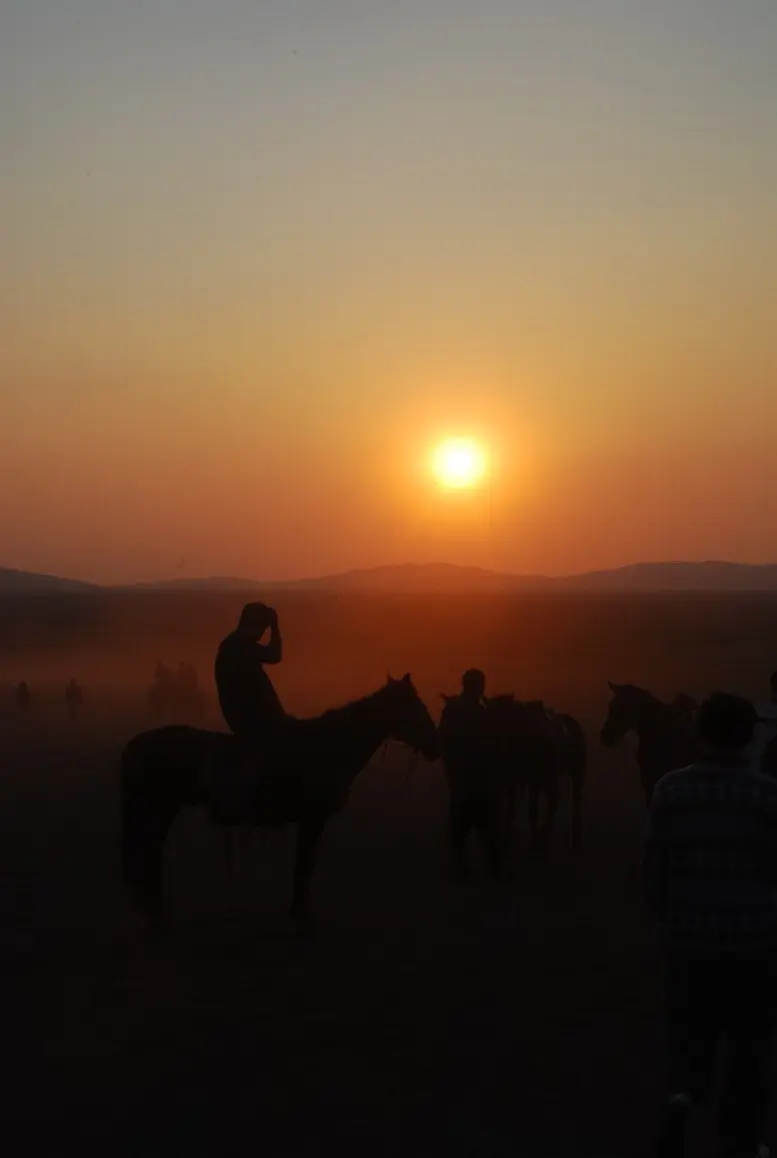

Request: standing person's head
left=696, top=693, right=757, bottom=756
left=770, top=670, right=777, bottom=705
left=238, top=602, right=273, bottom=640
left=461, top=668, right=486, bottom=702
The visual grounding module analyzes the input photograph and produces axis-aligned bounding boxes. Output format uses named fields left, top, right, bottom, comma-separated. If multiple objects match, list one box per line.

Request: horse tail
left=120, top=727, right=198, bottom=923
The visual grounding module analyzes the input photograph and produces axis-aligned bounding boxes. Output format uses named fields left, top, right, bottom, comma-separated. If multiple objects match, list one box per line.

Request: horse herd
left=119, top=675, right=699, bottom=933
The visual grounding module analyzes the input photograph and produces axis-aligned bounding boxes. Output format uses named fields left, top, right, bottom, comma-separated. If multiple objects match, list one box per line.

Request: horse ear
left=402, top=672, right=411, bottom=684
left=608, top=680, right=617, bottom=692
left=386, top=672, right=395, bottom=684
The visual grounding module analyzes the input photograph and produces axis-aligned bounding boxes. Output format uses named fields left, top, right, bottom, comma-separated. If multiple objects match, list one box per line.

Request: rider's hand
left=268, top=607, right=279, bottom=628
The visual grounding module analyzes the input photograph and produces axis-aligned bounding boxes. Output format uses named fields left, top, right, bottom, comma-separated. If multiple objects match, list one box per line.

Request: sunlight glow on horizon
left=2, top=2, right=777, bottom=583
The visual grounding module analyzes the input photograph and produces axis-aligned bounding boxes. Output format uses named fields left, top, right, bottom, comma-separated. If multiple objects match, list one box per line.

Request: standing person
left=757, top=672, right=777, bottom=778
left=15, top=681, right=31, bottom=714
left=642, top=693, right=777, bottom=1158
left=65, top=678, right=83, bottom=722
left=439, top=668, right=502, bottom=881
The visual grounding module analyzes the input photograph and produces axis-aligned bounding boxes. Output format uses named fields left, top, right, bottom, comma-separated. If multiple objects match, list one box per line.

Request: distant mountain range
left=0, top=568, right=101, bottom=594
left=3, top=560, right=777, bottom=595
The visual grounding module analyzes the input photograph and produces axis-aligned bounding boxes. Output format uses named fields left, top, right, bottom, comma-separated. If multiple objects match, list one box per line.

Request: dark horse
left=121, top=674, right=439, bottom=929
left=600, top=681, right=696, bottom=804
left=486, top=696, right=587, bottom=851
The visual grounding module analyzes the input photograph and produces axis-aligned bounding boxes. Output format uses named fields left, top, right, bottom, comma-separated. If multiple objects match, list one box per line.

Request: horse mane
left=309, top=677, right=413, bottom=727
left=612, top=683, right=670, bottom=710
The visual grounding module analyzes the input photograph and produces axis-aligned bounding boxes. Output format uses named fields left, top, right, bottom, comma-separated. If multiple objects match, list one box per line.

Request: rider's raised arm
left=256, top=615, right=282, bottom=665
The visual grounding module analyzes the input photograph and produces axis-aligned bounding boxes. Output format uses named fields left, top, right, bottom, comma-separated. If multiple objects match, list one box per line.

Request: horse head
left=600, top=681, right=649, bottom=748
left=385, top=674, right=439, bottom=762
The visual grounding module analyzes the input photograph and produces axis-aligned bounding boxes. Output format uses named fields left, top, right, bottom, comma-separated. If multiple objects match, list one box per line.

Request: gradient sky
left=3, top=0, right=776, bottom=583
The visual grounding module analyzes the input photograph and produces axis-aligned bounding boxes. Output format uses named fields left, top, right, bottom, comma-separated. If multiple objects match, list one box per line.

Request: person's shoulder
left=741, top=767, right=777, bottom=800
left=651, top=766, right=692, bottom=802
left=217, top=631, right=249, bottom=657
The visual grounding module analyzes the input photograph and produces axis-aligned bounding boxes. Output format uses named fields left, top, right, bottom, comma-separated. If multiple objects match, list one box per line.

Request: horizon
left=5, top=556, right=777, bottom=590
left=3, top=2, right=777, bottom=583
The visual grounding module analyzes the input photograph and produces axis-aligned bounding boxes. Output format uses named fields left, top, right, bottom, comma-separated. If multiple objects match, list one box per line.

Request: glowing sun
left=432, top=438, right=487, bottom=489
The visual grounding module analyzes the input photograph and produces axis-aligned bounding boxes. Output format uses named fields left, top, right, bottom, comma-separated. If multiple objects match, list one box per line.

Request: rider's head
left=461, top=668, right=486, bottom=702
left=770, top=670, right=777, bottom=704
left=696, top=693, right=757, bottom=756
left=238, top=602, right=273, bottom=639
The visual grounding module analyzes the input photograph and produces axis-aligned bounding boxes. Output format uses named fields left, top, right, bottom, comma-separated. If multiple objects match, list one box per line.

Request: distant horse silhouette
left=148, top=661, right=206, bottom=722
left=486, top=695, right=586, bottom=851
left=121, top=674, right=439, bottom=930
left=15, top=681, right=32, bottom=714
left=600, top=681, right=696, bottom=804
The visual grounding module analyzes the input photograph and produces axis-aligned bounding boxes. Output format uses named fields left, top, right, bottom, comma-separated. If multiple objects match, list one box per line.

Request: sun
left=431, top=438, right=487, bottom=489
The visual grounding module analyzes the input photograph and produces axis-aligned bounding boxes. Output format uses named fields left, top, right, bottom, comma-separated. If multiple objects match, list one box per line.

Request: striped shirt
left=641, top=756, right=777, bottom=955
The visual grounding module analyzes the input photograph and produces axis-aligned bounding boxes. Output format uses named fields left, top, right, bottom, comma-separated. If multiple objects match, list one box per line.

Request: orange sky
left=3, top=3, right=776, bottom=583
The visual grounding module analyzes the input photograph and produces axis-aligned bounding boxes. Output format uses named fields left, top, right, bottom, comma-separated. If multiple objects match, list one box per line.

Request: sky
left=2, top=0, right=776, bottom=583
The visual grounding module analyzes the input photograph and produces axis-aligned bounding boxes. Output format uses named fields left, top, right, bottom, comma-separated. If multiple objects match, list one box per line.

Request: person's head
left=461, top=668, right=486, bottom=701
left=696, top=693, right=757, bottom=755
left=770, top=670, right=777, bottom=704
left=238, top=602, right=273, bottom=639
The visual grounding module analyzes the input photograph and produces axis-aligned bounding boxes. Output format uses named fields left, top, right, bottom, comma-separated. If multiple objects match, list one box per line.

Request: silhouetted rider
left=215, top=602, right=286, bottom=753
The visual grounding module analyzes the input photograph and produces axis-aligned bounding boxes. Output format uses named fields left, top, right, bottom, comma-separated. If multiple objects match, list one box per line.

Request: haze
left=3, top=1, right=776, bottom=584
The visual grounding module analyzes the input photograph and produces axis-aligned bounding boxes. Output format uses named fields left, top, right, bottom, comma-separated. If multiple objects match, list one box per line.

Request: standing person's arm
left=641, top=798, right=668, bottom=918
left=256, top=608, right=282, bottom=665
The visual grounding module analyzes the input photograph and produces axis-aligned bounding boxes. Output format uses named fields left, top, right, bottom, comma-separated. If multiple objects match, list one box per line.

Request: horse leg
left=121, top=794, right=179, bottom=932
left=478, top=796, right=503, bottom=881
left=449, top=798, right=469, bottom=881
left=528, top=782, right=540, bottom=847
left=290, top=813, right=327, bottom=924
left=571, top=776, right=583, bottom=849
left=502, top=781, right=516, bottom=856
left=222, top=826, right=237, bottom=878
left=539, top=780, right=560, bottom=845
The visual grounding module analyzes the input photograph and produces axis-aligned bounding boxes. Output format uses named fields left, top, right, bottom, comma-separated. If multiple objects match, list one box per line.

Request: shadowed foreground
left=4, top=714, right=768, bottom=1157
left=3, top=592, right=777, bottom=1157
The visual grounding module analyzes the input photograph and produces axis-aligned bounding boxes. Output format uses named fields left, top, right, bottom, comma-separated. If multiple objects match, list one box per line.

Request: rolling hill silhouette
left=4, top=561, right=777, bottom=594
left=0, top=568, right=100, bottom=595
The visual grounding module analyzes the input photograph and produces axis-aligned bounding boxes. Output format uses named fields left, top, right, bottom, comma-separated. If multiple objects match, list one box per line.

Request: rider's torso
left=215, top=632, right=284, bottom=739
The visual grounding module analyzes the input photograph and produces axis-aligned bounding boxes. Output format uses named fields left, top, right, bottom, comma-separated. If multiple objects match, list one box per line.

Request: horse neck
left=320, top=689, right=398, bottom=790
left=634, top=696, right=683, bottom=753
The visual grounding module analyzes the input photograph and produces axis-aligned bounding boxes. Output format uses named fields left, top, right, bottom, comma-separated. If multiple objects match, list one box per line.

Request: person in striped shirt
left=643, top=692, right=777, bottom=1158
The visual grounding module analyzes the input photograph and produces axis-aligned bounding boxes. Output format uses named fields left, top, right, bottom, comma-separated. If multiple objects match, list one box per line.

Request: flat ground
left=2, top=592, right=777, bottom=1157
